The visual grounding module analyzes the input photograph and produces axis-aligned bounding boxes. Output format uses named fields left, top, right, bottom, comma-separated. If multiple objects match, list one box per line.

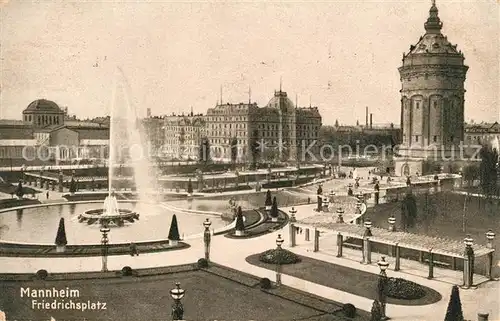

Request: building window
left=415, top=136, right=419, bottom=142
left=433, top=136, right=437, bottom=143
left=433, top=101, right=437, bottom=108
left=416, top=102, right=420, bottom=109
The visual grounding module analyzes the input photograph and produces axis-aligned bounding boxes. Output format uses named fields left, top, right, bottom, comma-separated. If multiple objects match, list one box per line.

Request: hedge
left=258, top=248, right=301, bottom=265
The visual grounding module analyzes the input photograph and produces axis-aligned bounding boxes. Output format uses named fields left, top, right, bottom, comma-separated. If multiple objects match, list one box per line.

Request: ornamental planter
left=56, top=245, right=66, bottom=253
left=271, top=217, right=278, bottom=222
left=235, top=230, right=245, bottom=236
left=169, top=240, right=178, bottom=246
left=265, top=205, right=272, bottom=211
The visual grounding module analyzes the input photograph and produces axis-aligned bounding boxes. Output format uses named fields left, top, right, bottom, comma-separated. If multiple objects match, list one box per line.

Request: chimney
left=147, top=108, right=151, bottom=118
left=365, top=107, right=368, bottom=127
left=370, top=113, right=373, bottom=129
left=478, top=313, right=489, bottom=321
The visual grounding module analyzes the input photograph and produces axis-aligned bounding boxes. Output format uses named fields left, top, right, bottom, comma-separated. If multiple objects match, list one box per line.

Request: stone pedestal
left=362, top=238, right=371, bottom=264
left=289, top=223, right=296, bottom=247
left=336, top=233, right=343, bottom=257
left=313, top=229, right=319, bottom=252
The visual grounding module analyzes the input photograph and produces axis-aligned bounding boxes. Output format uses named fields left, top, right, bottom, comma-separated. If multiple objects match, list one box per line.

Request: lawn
left=0, top=263, right=370, bottom=321
left=365, top=191, right=500, bottom=277
left=246, top=254, right=442, bottom=306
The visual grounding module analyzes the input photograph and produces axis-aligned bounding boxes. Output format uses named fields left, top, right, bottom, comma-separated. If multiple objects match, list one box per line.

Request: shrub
left=54, top=218, right=67, bottom=246
left=265, top=190, right=272, bottom=207
left=197, top=258, right=209, bottom=268
left=121, top=266, right=133, bottom=276
left=260, top=277, right=272, bottom=289
left=35, top=269, right=48, bottom=280
left=258, top=248, right=301, bottom=264
left=385, top=277, right=426, bottom=300
left=444, top=285, right=464, bottom=321
left=235, top=206, right=245, bottom=231
left=168, top=214, right=180, bottom=241
left=270, top=197, right=279, bottom=218
left=342, top=303, right=356, bottom=318
left=370, top=300, right=382, bottom=321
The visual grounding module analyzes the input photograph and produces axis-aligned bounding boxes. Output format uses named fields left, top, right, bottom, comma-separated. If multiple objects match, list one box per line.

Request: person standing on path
left=46, top=191, right=49, bottom=199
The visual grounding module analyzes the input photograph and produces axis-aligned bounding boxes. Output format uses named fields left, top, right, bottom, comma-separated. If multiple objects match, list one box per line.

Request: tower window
left=433, top=136, right=437, bottom=143
left=434, top=101, right=437, bottom=108
left=416, top=102, right=420, bottom=109
left=415, top=135, right=419, bottom=142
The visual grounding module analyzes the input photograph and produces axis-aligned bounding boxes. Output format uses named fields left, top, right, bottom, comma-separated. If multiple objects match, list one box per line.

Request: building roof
left=64, top=120, right=109, bottom=128
left=266, top=90, right=295, bottom=111
left=404, top=2, right=462, bottom=56
left=465, top=122, right=500, bottom=133
left=0, top=119, right=32, bottom=127
left=23, top=99, right=64, bottom=114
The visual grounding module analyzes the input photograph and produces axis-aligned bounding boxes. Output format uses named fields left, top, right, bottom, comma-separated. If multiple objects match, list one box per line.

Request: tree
left=401, top=189, right=417, bottom=231
left=444, top=285, right=464, bottom=321
left=187, top=179, right=193, bottom=194
left=250, top=129, right=260, bottom=169
left=230, top=137, right=238, bottom=165
left=198, top=137, right=210, bottom=164
left=479, top=145, right=498, bottom=196
left=335, top=119, right=339, bottom=127
left=15, top=182, right=24, bottom=199
left=168, top=214, right=180, bottom=241
left=69, top=178, right=77, bottom=194
left=235, top=206, right=245, bottom=231
left=463, top=164, right=479, bottom=188
left=370, top=300, right=382, bottom=321
left=270, top=196, right=279, bottom=218
left=265, top=190, right=272, bottom=209
left=55, top=218, right=67, bottom=246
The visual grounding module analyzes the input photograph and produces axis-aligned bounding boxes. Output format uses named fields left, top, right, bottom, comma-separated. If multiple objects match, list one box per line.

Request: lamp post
left=323, top=195, right=329, bottom=211
left=336, top=208, right=344, bottom=223
left=289, top=207, right=297, bottom=223
left=100, top=224, right=110, bottom=272
left=463, top=234, right=474, bottom=289
left=388, top=215, right=396, bottom=232
left=203, top=218, right=212, bottom=261
left=275, top=234, right=284, bottom=286
left=377, top=256, right=390, bottom=320
left=486, top=230, right=495, bottom=249
left=329, top=190, right=335, bottom=203
left=355, top=200, right=362, bottom=215
left=363, top=219, right=373, bottom=237
left=170, top=282, right=185, bottom=320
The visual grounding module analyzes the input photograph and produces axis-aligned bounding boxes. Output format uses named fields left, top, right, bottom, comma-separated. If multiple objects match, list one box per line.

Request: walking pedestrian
left=46, top=191, right=49, bottom=199
left=129, top=242, right=139, bottom=256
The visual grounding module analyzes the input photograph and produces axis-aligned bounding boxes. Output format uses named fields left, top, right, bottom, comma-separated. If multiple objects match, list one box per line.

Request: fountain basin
left=78, top=208, right=139, bottom=226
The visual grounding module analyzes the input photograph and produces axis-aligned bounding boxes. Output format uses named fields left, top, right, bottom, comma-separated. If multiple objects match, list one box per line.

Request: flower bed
left=385, top=277, right=426, bottom=300
left=258, top=248, right=301, bottom=265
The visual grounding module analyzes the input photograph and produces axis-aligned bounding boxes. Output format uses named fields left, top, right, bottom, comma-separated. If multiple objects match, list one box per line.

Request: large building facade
left=396, top=1, right=468, bottom=175
left=163, top=114, right=207, bottom=160
left=205, top=90, right=321, bottom=164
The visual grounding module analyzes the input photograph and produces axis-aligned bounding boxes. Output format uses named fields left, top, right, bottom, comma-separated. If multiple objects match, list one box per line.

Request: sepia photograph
left=0, top=0, right=499, bottom=320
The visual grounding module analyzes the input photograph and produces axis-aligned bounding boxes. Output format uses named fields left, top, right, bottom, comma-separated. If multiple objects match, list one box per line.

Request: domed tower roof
left=404, top=0, right=463, bottom=57
left=266, top=90, right=295, bottom=112
left=23, top=99, right=64, bottom=114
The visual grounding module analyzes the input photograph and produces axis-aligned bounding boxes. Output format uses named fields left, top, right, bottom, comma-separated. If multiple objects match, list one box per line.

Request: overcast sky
left=0, top=0, right=498, bottom=126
